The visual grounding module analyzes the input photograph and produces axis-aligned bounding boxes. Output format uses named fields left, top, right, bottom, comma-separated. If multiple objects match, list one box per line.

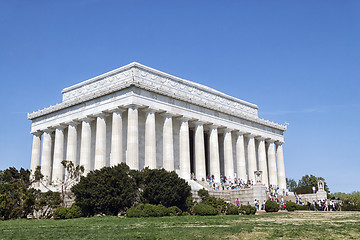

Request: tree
left=140, top=168, right=191, bottom=211
left=71, top=163, right=138, bottom=216
left=328, top=192, right=360, bottom=204
left=286, top=178, right=297, bottom=192
left=0, top=167, right=61, bottom=220
left=296, top=174, right=329, bottom=193
left=59, top=160, right=84, bottom=207
left=0, top=167, right=32, bottom=219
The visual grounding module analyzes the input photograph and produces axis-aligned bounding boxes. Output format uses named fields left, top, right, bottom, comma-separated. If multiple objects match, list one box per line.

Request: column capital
left=223, top=128, right=234, bottom=133
left=107, top=107, right=126, bottom=114
left=43, top=128, right=54, bottom=134
left=265, top=138, right=276, bottom=143
left=207, top=124, right=219, bottom=130
left=143, top=107, right=158, bottom=114
left=178, top=116, right=191, bottom=122
left=55, top=125, right=66, bottom=131
left=80, top=116, right=95, bottom=123
left=255, top=136, right=266, bottom=141
left=160, top=112, right=174, bottom=119
left=67, top=120, right=80, bottom=127
left=93, top=112, right=109, bottom=118
left=275, top=141, right=285, bottom=146
left=244, top=133, right=256, bottom=138
left=234, top=130, right=246, bottom=136
left=30, top=130, right=43, bottom=136
left=124, top=103, right=143, bottom=109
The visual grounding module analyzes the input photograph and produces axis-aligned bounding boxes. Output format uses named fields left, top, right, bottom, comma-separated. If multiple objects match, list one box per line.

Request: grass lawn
left=0, top=211, right=359, bottom=240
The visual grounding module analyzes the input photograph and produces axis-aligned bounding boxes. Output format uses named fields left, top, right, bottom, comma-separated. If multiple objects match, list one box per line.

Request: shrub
left=193, top=203, right=217, bottom=216
left=286, top=202, right=297, bottom=212
left=53, top=207, right=68, bottom=220
left=342, top=204, right=360, bottom=211
left=155, top=204, right=169, bottom=217
left=239, top=205, right=257, bottom=215
left=226, top=205, right=239, bottom=215
left=126, top=204, right=176, bottom=217
left=265, top=200, right=279, bottom=212
left=126, top=204, right=143, bottom=218
left=71, top=163, right=138, bottom=216
left=140, top=168, right=191, bottom=211
left=198, top=189, right=209, bottom=199
left=168, top=206, right=182, bottom=216
left=141, top=204, right=160, bottom=217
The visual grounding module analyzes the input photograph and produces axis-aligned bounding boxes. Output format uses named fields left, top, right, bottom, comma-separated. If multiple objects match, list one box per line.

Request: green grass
left=0, top=211, right=359, bottom=239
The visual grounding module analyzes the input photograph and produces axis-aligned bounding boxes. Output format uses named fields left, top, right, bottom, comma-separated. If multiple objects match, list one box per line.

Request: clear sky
left=1, top=0, right=359, bottom=193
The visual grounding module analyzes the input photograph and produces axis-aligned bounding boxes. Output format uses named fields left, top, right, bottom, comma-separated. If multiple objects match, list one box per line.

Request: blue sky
left=1, top=0, right=359, bottom=193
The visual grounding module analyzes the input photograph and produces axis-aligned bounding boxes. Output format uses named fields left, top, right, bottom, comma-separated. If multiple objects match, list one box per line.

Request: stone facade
left=28, top=62, right=287, bottom=191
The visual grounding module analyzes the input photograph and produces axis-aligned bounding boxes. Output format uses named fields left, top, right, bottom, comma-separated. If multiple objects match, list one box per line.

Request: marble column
left=246, top=134, right=257, bottom=182
left=235, top=132, right=247, bottom=182
left=52, top=126, right=65, bottom=183
left=80, top=118, right=92, bottom=175
left=30, top=132, right=42, bottom=178
left=276, top=142, right=286, bottom=190
left=144, top=109, right=156, bottom=169
left=66, top=122, right=78, bottom=165
left=127, top=106, right=138, bottom=170
left=162, top=113, right=174, bottom=171
left=266, top=140, right=278, bottom=187
left=41, top=129, right=53, bottom=183
left=256, top=137, right=268, bottom=186
left=110, top=110, right=124, bottom=167
left=223, top=129, right=234, bottom=180
left=94, top=114, right=107, bottom=170
left=209, top=125, right=220, bottom=182
left=194, top=122, right=206, bottom=180
left=179, top=118, right=190, bottom=180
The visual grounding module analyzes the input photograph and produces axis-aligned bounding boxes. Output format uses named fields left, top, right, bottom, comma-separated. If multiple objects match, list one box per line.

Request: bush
left=182, top=211, right=190, bottom=216
left=168, top=206, right=182, bottom=216
left=53, top=207, right=68, bottom=220
left=342, top=204, right=360, bottom=211
left=198, top=189, right=209, bottom=199
left=286, top=202, right=297, bottom=212
left=226, top=205, right=239, bottom=215
left=193, top=203, right=217, bottom=216
left=141, top=204, right=161, bottom=217
left=72, top=163, right=138, bottom=216
left=265, top=200, right=279, bottom=212
left=126, top=204, right=178, bottom=217
left=239, top=205, right=257, bottom=215
left=296, top=204, right=316, bottom=211
left=65, top=204, right=83, bottom=219
left=53, top=204, right=83, bottom=220
left=140, top=168, right=191, bottom=211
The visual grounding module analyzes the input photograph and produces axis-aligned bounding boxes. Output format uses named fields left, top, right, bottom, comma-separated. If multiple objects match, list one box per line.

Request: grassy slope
left=0, top=211, right=359, bottom=240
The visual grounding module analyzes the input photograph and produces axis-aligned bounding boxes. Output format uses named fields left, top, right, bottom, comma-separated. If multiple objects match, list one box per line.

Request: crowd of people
left=306, top=199, right=342, bottom=211
left=200, top=174, right=254, bottom=190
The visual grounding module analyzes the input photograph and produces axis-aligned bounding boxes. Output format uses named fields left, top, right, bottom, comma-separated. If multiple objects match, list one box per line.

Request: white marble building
left=28, top=62, right=287, bottom=191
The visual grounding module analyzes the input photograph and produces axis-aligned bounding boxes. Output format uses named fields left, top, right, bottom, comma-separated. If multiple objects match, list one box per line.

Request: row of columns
left=30, top=105, right=287, bottom=190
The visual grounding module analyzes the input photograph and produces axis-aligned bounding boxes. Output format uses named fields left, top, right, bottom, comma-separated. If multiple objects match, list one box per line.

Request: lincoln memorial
left=28, top=62, right=287, bottom=193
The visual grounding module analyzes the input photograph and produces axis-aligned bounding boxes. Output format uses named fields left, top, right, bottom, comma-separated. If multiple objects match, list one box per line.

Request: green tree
left=140, top=168, right=191, bottom=211
left=328, top=191, right=360, bottom=204
left=286, top=178, right=297, bottom=192
left=0, top=167, right=32, bottom=219
left=295, top=175, right=329, bottom=193
left=71, top=163, right=138, bottom=216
